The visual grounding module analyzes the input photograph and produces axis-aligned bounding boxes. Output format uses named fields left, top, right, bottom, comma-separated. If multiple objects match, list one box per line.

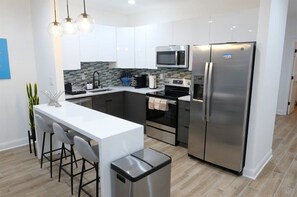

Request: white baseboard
left=243, top=149, right=272, bottom=180
left=276, top=109, right=287, bottom=115
left=0, top=138, right=28, bottom=152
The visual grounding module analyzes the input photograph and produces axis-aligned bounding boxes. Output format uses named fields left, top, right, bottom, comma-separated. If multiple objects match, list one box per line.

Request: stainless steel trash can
left=111, top=148, right=171, bottom=197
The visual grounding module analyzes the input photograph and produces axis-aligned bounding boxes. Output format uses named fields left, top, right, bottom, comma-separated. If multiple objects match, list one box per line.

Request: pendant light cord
left=66, top=0, right=70, bottom=18
left=83, top=0, right=87, bottom=14
left=54, top=0, right=58, bottom=23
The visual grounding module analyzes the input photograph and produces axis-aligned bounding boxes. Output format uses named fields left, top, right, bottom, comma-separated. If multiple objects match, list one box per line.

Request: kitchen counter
left=65, top=86, right=162, bottom=100
left=179, top=95, right=190, bottom=102
left=33, top=101, right=144, bottom=197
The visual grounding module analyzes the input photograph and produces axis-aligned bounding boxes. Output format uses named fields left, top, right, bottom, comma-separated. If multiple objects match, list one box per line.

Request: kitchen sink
left=87, top=88, right=113, bottom=93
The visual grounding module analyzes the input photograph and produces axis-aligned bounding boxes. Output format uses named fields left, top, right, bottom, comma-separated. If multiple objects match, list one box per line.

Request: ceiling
left=87, top=0, right=260, bottom=15
left=86, top=0, right=297, bottom=15
left=87, top=0, right=191, bottom=15
left=87, top=0, right=296, bottom=18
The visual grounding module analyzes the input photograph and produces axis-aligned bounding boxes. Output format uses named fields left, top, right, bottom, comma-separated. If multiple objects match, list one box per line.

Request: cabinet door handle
left=106, top=99, right=112, bottom=102
left=185, top=108, right=190, bottom=112
left=184, top=126, right=189, bottom=129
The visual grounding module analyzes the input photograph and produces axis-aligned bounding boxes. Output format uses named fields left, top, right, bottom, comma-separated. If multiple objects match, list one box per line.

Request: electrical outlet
left=82, top=73, right=85, bottom=80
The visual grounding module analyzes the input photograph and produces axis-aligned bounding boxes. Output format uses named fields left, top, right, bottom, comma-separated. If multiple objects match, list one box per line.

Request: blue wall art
left=0, top=38, right=11, bottom=79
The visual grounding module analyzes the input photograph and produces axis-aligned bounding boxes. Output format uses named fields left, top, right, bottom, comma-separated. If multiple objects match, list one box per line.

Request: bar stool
left=52, top=122, right=91, bottom=195
left=74, top=136, right=100, bottom=197
left=35, top=114, right=61, bottom=178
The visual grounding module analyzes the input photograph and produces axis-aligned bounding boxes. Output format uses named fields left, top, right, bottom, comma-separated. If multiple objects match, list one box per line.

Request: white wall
left=243, top=0, right=289, bottom=179
left=277, top=14, right=297, bottom=115
left=31, top=0, right=60, bottom=104
left=0, top=0, right=37, bottom=150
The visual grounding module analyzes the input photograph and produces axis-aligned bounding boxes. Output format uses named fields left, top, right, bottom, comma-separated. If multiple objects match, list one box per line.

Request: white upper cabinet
left=191, top=16, right=211, bottom=45
left=80, top=25, right=116, bottom=62
left=116, top=27, right=135, bottom=68
left=145, top=23, right=174, bottom=69
left=134, top=26, right=147, bottom=69
left=173, top=19, right=193, bottom=45
left=209, top=14, right=234, bottom=44
left=209, top=9, right=258, bottom=44
left=232, top=9, right=258, bottom=42
left=61, top=34, right=81, bottom=70
left=97, top=25, right=117, bottom=61
left=145, top=25, right=157, bottom=69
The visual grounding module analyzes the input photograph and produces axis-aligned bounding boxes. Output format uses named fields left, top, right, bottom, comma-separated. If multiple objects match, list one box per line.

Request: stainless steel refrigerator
left=188, top=42, right=256, bottom=173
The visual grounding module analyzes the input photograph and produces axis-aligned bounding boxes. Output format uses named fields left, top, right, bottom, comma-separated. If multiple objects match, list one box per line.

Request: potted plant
left=26, top=83, right=39, bottom=156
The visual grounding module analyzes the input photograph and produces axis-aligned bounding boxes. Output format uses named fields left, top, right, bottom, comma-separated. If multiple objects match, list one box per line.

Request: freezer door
left=188, top=45, right=210, bottom=159
left=205, top=43, right=255, bottom=172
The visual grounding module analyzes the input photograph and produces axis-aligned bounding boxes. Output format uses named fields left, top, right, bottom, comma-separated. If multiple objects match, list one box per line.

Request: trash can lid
left=131, top=148, right=171, bottom=168
left=111, top=148, right=171, bottom=182
left=111, top=155, right=152, bottom=182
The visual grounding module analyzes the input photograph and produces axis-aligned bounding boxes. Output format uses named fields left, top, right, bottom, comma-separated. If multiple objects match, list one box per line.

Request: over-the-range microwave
left=156, top=45, right=189, bottom=68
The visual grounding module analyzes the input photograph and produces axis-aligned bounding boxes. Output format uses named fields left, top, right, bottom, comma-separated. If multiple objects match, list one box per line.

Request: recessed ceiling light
left=208, top=20, right=213, bottom=24
left=128, top=0, right=136, bottom=5
left=248, top=29, right=253, bottom=33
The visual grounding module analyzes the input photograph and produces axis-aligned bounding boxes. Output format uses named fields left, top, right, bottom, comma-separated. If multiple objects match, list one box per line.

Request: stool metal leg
left=78, top=158, right=85, bottom=197
left=95, top=162, right=99, bottom=197
left=58, top=143, right=65, bottom=182
left=27, top=130, right=32, bottom=154
left=73, top=150, right=78, bottom=168
left=70, top=144, right=74, bottom=195
left=33, top=139, right=37, bottom=157
left=40, top=132, right=46, bottom=168
left=50, top=133, right=53, bottom=178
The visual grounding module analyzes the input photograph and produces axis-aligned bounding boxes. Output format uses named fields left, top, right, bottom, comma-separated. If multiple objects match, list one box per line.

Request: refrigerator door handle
left=206, top=62, right=213, bottom=121
left=202, top=62, right=209, bottom=121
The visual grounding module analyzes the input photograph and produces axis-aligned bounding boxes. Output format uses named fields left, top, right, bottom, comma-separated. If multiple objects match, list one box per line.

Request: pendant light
left=62, top=0, right=77, bottom=34
left=48, top=0, right=63, bottom=36
left=77, top=0, right=95, bottom=33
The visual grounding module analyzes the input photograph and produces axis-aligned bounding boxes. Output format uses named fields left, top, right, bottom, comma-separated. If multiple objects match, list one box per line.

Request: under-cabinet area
left=67, top=91, right=147, bottom=128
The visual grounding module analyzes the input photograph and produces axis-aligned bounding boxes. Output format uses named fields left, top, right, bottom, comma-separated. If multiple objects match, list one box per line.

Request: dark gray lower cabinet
left=178, top=100, right=190, bottom=147
left=92, top=92, right=124, bottom=118
left=124, top=92, right=146, bottom=126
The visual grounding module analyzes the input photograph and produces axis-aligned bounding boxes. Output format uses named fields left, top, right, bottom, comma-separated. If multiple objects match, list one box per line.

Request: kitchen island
left=33, top=101, right=144, bottom=197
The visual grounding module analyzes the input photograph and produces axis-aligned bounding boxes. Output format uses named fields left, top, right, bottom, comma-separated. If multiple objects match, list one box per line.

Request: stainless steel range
left=146, top=78, right=191, bottom=145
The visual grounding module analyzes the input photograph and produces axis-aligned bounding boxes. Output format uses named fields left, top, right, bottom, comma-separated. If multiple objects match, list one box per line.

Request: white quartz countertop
left=179, top=95, right=190, bottom=102
left=34, top=101, right=143, bottom=140
left=65, top=86, right=161, bottom=100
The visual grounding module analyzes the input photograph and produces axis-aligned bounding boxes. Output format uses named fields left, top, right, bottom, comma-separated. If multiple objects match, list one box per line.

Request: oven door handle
left=146, top=97, right=177, bottom=105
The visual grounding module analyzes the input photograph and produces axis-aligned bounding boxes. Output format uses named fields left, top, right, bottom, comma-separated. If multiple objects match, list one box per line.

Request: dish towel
left=159, top=99, right=169, bottom=111
left=154, top=98, right=161, bottom=110
left=148, top=97, right=155, bottom=110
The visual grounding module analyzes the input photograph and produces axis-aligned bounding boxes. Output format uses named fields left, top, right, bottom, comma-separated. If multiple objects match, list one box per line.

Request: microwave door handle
left=202, top=62, right=209, bottom=121
left=206, top=62, right=213, bottom=121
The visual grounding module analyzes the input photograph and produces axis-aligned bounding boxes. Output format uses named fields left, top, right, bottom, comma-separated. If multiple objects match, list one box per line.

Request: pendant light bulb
left=63, top=0, right=77, bottom=34
left=77, top=0, right=95, bottom=33
left=48, top=21, right=63, bottom=36
left=48, top=0, right=63, bottom=36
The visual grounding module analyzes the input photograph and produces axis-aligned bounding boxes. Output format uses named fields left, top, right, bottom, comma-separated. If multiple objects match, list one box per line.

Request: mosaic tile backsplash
left=63, top=62, right=192, bottom=89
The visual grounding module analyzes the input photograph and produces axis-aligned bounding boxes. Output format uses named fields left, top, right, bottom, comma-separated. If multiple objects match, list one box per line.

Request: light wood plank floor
left=0, top=111, right=297, bottom=197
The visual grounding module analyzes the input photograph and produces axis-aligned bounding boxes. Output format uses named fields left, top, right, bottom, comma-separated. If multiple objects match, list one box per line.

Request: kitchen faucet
left=93, top=71, right=100, bottom=89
